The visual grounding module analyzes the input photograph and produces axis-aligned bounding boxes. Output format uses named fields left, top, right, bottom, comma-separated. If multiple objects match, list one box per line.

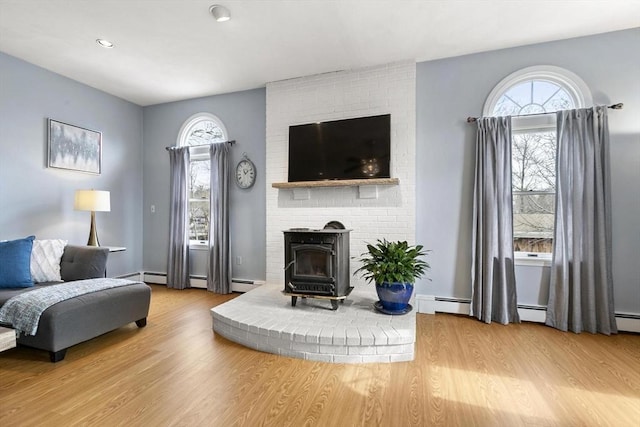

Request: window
left=177, top=113, right=228, bottom=246
left=483, top=66, right=592, bottom=261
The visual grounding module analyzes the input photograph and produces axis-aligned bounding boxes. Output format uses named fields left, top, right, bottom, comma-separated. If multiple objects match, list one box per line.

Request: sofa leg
left=50, top=349, right=67, bottom=363
left=135, top=318, right=147, bottom=328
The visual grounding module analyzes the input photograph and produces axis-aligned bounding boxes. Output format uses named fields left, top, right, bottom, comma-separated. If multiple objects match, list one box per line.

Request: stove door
left=290, top=243, right=334, bottom=283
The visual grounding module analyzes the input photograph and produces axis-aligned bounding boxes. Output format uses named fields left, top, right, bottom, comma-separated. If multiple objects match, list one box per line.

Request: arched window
left=484, top=66, right=591, bottom=260
left=177, top=113, right=227, bottom=245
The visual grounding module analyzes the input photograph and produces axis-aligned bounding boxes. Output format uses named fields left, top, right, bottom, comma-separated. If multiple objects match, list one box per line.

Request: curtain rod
left=466, top=103, right=623, bottom=123
left=165, top=140, right=236, bottom=150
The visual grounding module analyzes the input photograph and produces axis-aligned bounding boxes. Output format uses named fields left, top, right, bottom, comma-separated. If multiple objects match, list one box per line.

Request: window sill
left=189, top=242, right=209, bottom=251
left=515, top=253, right=551, bottom=267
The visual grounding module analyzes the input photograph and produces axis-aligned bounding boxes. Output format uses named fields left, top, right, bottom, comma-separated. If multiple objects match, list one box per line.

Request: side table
left=105, top=246, right=126, bottom=253
left=0, top=326, right=16, bottom=352
left=104, top=246, right=126, bottom=277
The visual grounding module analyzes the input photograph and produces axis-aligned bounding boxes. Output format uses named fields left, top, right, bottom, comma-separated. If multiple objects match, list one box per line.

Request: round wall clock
left=235, top=153, right=256, bottom=189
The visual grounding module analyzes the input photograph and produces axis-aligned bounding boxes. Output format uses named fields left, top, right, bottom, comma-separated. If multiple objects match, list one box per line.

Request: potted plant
left=354, top=239, right=430, bottom=314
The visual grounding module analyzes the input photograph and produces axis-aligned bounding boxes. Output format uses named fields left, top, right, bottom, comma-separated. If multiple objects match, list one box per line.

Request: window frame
left=177, top=113, right=228, bottom=248
left=483, top=66, right=592, bottom=265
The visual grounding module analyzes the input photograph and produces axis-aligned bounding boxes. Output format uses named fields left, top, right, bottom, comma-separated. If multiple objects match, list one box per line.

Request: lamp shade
left=74, top=190, right=110, bottom=212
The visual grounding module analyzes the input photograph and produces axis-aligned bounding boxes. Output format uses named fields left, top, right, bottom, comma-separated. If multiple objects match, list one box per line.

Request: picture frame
left=48, top=119, right=102, bottom=174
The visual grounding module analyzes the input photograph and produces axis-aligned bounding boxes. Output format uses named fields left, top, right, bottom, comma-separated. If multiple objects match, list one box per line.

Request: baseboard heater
left=142, top=272, right=264, bottom=292
left=420, top=296, right=640, bottom=332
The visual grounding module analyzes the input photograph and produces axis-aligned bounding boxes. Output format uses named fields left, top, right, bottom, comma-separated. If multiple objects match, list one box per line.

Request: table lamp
left=74, top=190, right=110, bottom=246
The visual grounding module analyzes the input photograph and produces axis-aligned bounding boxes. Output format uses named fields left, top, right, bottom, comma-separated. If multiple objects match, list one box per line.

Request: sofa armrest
left=60, top=245, right=109, bottom=281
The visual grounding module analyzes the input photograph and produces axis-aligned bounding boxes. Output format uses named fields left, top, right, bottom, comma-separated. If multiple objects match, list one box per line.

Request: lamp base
left=87, top=211, right=100, bottom=246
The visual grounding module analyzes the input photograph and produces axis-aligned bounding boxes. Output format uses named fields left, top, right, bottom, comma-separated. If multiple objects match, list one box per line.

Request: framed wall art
left=48, top=119, right=102, bottom=174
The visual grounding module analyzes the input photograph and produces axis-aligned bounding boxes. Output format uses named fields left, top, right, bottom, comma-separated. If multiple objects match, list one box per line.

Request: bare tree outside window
left=187, top=121, right=225, bottom=146
left=512, top=132, right=556, bottom=253
left=189, top=159, right=211, bottom=241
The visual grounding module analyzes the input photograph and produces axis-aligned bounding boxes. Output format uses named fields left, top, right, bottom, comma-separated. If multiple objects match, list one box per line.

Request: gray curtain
left=167, top=146, right=191, bottom=289
left=471, top=116, right=520, bottom=324
left=546, top=107, right=617, bottom=334
left=207, top=143, right=232, bottom=294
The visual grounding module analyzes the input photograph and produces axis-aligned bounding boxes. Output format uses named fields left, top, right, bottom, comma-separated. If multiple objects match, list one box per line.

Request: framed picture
left=48, top=119, right=102, bottom=174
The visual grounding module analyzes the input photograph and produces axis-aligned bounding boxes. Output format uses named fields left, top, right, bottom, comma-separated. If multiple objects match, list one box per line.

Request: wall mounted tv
left=288, top=114, right=391, bottom=182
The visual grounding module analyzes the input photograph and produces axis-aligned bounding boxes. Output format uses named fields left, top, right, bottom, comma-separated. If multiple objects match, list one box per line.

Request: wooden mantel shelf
left=271, top=178, right=399, bottom=189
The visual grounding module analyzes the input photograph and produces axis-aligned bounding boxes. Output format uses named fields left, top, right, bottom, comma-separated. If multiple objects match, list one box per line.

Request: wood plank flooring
left=1, top=284, right=639, bottom=426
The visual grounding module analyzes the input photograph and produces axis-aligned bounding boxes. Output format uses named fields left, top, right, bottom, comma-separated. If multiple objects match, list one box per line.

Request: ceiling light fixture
left=96, top=39, right=114, bottom=48
left=209, top=4, right=231, bottom=22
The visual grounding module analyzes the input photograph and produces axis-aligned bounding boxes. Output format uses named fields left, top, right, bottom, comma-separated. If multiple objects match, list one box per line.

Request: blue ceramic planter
left=376, top=282, right=413, bottom=313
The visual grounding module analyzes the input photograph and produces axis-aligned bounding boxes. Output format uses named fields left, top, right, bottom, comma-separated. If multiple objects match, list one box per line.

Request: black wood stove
left=283, top=227, right=352, bottom=310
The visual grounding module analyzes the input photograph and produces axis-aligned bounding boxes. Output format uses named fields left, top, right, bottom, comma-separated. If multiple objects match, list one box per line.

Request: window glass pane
left=494, top=96, right=521, bottom=116
left=186, top=120, right=225, bottom=146
left=543, top=88, right=574, bottom=112
left=512, top=132, right=556, bottom=192
left=512, top=130, right=556, bottom=254
left=503, top=82, right=532, bottom=109
left=519, top=103, right=546, bottom=115
left=532, top=81, right=560, bottom=105
left=493, top=80, right=575, bottom=118
left=189, top=159, right=210, bottom=241
left=189, top=200, right=210, bottom=242
left=513, top=193, right=555, bottom=253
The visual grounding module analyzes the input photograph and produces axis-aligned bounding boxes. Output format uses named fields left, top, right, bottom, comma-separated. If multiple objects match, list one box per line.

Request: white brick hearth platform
left=211, top=284, right=416, bottom=364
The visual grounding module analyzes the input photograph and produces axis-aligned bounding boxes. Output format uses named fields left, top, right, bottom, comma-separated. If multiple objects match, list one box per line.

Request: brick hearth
left=211, top=284, right=416, bottom=363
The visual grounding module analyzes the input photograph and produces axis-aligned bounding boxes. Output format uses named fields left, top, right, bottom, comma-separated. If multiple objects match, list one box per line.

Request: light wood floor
left=1, top=285, right=638, bottom=426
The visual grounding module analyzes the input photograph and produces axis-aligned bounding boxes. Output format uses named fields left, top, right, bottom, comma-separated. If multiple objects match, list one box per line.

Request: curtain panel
left=207, top=143, right=232, bottom=294
left=546, top=106, right=617, bottom=334
left=167, top=146, right=191, bottom=289
left=471, top=116, right=520, bottom=325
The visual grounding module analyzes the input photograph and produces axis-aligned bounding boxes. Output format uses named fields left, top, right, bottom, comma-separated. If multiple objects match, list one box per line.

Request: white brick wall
left=266, top=61, right=417, bottom=285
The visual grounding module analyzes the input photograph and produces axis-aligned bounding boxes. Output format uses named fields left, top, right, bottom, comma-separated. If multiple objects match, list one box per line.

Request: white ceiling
left=1, top=1, right=639, bottom=106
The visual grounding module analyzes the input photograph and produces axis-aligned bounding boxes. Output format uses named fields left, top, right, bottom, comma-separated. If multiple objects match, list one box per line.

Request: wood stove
left=283, top=228, right=351, bottom=310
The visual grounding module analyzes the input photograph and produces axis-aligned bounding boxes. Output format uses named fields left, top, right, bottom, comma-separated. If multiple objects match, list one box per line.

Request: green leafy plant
left=354, top=239, right=430, bottom=285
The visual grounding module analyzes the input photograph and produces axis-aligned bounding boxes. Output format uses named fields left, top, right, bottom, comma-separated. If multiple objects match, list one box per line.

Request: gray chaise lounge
left=0, top=245, right=151, bottom=362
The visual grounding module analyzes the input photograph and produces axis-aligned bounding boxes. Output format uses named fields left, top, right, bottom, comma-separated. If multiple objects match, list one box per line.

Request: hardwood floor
left=1, top=284, right=638, bottom=426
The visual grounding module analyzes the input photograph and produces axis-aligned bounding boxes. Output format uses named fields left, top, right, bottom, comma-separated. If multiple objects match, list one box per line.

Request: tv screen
left=288, top=114, right=391, bottom=182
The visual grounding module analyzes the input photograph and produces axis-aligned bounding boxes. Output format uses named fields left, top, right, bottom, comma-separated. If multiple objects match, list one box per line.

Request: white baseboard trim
left=143, top=272, right=167, bottom=285
left=415, top=294, right=640, bottom=333
left=616, top=312, right=640, bottom=333
left=142, top=272, right=263, bottom=293
left=415, top=295, right=469, bottom=315
left=115, top=272, right=143, bottom=281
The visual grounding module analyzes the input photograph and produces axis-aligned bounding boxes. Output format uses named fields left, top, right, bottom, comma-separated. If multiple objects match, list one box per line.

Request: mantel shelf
left=271, top=178, right=399, bottom=189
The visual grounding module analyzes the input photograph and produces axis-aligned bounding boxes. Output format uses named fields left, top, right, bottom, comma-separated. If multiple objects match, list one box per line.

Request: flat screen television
left=288, top=114, right=391, bottom=182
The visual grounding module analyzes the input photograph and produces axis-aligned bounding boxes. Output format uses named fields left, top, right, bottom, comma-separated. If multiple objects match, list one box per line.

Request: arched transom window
left=493, top=80, right=575, bottom=116
left=179, top=113, right=227, bottom=148
left=483, top=66, right=592, bottom=260
left=177, top=113, right=227, bottom=245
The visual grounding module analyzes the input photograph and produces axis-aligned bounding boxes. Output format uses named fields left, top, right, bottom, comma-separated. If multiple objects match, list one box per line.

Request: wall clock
left=235, top=153, right=256, bottom=189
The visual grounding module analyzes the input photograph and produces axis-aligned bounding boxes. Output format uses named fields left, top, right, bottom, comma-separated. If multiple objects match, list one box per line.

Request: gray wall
left=0, top=52, right=144, bottom=277
left=142, top=89, right=266, bottom=282
left=415, top=28, right=640, bottom=314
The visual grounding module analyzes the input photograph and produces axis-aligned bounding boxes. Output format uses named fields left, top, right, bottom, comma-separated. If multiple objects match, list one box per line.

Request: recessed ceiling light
left=96, top=39, right=114, bottom=48
left=209, top=4, right=231, bottom=22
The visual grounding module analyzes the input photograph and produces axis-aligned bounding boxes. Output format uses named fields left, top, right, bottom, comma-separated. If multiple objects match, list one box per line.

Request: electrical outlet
left=150, top=205, right=156, bottom=213
left=236, top=256, right=242, bottom=265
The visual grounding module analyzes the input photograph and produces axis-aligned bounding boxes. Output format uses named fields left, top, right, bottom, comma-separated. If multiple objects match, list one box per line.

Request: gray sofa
left=0, top=245, right=151, bottom=362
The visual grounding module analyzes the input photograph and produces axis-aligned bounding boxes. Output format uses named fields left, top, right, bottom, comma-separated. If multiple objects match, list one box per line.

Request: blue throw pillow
left=0, top=235, right=36, bottom=288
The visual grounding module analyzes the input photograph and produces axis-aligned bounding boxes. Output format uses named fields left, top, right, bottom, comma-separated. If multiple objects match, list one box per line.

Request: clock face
left=235, top=159, right=256, bottom=189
